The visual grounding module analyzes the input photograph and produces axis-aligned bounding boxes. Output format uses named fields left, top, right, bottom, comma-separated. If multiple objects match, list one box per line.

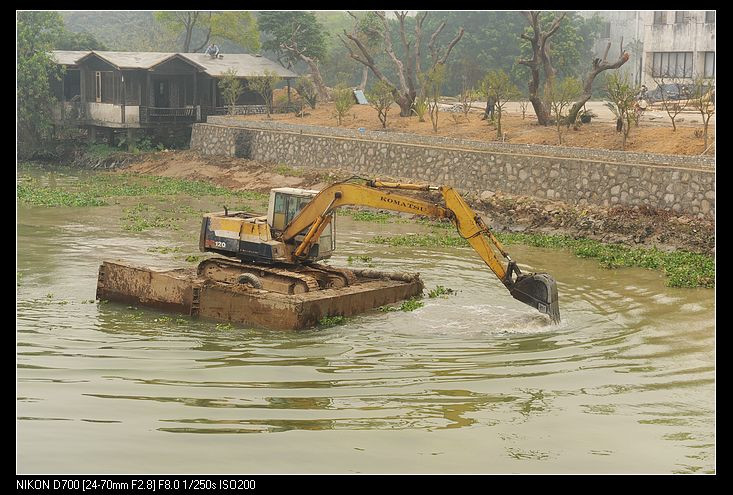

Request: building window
left=652, top=52, right=693, bottom=78
left=674, top=11, right=688, bottom=24
left=704, top=52, right=715, bottom=78
left=601, top=21, right=611, bottom=39
left=653, top=11, right=667, bottom=25
left=705, top=11, right=715, bottom=23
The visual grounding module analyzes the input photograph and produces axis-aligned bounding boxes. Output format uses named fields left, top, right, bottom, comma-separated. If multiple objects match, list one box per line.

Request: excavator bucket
left=509, top=273, right=561, bottom=324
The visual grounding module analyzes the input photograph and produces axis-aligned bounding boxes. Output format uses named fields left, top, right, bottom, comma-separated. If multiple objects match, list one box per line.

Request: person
left=482, top=95, right=496, bottom=121
left=638, top=85, right=648, bottom=101
left=205, top=43, right=220, bottom=58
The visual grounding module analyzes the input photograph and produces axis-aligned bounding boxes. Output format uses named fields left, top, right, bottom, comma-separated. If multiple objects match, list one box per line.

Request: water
left=16, top=171, right=715, bottom=474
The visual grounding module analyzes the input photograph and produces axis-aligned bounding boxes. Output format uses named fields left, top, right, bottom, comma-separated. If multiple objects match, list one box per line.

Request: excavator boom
left=279, top=179, right=561, bottom=323
left=200, top=178, right=560, bottom=323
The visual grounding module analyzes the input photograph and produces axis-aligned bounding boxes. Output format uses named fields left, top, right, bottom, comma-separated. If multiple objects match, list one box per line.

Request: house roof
left=179, top=53, right=298, bottom=78
left=50, top=50, right=298, bottom=78
left=50, top=50, right=91, bottom=67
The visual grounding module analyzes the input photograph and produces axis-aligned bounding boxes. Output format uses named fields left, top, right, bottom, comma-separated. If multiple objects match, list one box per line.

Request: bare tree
left=566, top=38, right=630, bottom=124
left=422, top=64, right=446, bottom=133
left=548, top=77, right=582, bottom=144
left=606, top=72, right=638, bottom=150
left=295, top=77, right=318, bottom=110
left=339, top=11, right=464, bottom=117
left=519, top=99, right=529, bottom=119
left=332, top=84, right=353, bottom=126
left=690, top=74, right=715, bottom=149
left=246, top=70, right=282, bottom=119
left=482, top=70, right=520, bottom=139
left=650, top=75, right=689, bottom=131
left=517, top=11, right=566, bottom=125
left=155, top=11, right=212, bottom=53
left=457, top=81, right=477, bottom=121
left=218, top=69, right=244, bottom=115
left=281, top=24, right=330, bottom=102
left=367, top=79, right=394, bottom=128
left=347, top=12, right=383, bottom=90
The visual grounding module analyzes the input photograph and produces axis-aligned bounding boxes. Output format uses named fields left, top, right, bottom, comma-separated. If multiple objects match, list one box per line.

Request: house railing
left=204, top=105, right=268, bottom=117
left=140, top=106, right=200, bottom=124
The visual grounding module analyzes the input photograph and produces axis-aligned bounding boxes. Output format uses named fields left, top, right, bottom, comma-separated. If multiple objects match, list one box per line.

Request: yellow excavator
left=199, top=178, right=560, bottom=323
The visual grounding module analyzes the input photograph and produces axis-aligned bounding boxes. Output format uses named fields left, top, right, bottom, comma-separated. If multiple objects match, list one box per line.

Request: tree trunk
left=518, top=11, right=565, bottom=126
left=703, top=119, right=709, bottom=149
left=298, top=54, right=330, bottom=103
left=281, top=28, right=330, bottom=102
left=567, top=41, right=630, bottom=124
left=395, top=91, right=413, bottom=117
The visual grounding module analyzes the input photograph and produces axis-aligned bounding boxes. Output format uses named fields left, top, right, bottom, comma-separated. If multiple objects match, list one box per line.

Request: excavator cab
left=268, top=188, right=335, bottom=260
left=199, top=188, right=335, bottom=264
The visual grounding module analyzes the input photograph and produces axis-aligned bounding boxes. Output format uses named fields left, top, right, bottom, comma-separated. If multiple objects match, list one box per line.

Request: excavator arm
left=280, top=179, right=561, bottom=323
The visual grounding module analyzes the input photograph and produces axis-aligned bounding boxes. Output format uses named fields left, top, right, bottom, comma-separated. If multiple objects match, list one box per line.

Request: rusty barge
left=96, top=259, right=424, bottom=330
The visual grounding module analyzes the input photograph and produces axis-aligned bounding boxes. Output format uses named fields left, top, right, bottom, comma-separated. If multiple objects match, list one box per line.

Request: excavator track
left=198, top=258, right=321, bottom=293
left=298, top=263, right=358, bottom=288
left=197, top=258, right=358, bottom=294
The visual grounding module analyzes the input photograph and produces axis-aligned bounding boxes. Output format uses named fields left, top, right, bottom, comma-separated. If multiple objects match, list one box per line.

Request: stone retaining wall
left=190, top=119, right=715, bottom=218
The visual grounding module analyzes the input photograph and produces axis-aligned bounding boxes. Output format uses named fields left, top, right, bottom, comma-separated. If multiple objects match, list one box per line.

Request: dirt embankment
left=119, top=151, right=714, bottom=256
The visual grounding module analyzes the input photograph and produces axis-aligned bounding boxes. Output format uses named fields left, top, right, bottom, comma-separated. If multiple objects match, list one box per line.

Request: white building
left=581, top=10, right=715, bottom=88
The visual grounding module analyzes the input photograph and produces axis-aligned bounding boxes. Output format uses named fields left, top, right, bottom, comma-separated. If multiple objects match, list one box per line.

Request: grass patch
left=318, top=315, right=347, bottom=327
left=400, top=297, right=424, bottom=312
left=274, top=164, right=306, bottom=177
left=427, top=285, right=457, bottom=298
left=17, top=182, right=108, bottom=207
left=416, top=218, right=455, bottom=230
left=368, top=232, right=714, bottom=288
left=121, top=203, right=183, bottom=232
left=17, top=172, right=268, bottom=208
left=84, top=143, right=119, bottom=159
left=339, top=209, right=397, bottom=223
left=378, top=305, right=398, bottom=312
left=371, top=233, right=466, bottom=248
left=377, top=299, right=425, bottom=312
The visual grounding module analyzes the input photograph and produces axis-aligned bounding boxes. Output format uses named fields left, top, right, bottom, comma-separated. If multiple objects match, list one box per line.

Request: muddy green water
left=17, top=171, right=715, bottom=474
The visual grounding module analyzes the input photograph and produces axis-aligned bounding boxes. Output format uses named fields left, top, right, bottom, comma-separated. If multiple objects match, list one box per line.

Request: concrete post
left=126, top=128, right=136, bottom=152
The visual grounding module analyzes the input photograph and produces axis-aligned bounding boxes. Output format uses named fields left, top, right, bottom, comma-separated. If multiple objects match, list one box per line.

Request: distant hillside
left=60, top=11, right=252, bottom=54
left=61, top=11, right=176, bottom=51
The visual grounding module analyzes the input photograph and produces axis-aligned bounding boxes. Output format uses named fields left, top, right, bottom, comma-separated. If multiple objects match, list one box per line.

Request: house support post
left=126, top=128, right=136, bottom=152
